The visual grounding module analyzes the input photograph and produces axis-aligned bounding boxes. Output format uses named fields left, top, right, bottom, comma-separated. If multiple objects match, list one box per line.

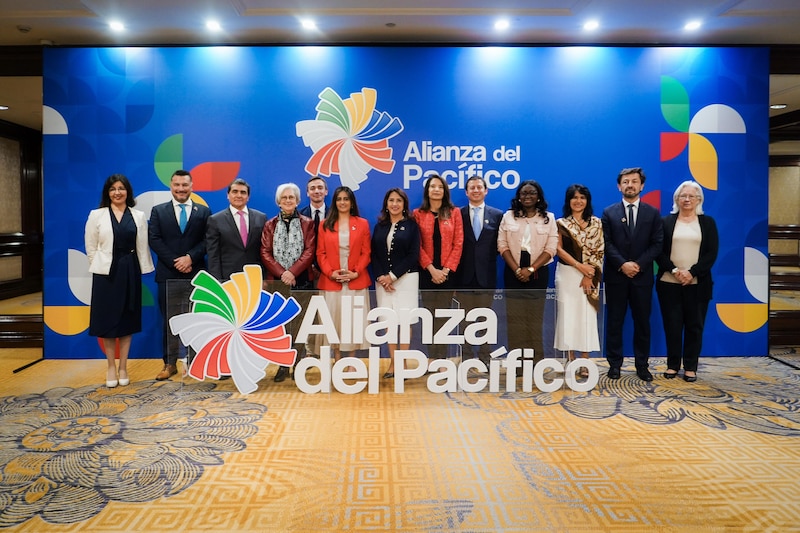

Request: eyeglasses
left=678, top=194, right=699, bottom=200
left=519, top=191, right=538, bottom=197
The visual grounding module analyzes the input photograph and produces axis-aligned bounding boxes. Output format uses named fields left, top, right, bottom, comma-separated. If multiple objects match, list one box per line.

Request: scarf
left=274, top=211, right=305, bottom=270
left=557, top=217, right=603, bottom=311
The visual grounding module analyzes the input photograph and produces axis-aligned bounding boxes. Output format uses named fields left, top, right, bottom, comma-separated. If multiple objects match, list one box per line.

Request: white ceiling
left=2, top=0, right=800, bottom=154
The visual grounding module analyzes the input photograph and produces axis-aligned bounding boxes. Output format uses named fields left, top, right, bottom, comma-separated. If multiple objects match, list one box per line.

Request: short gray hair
left=274, top=183, right=302, bottom=206
left=670, top=180, right=704, bottom=215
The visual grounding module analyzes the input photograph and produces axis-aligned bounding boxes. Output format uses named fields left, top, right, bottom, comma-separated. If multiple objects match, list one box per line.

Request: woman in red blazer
left=316, top=186, right=372, bottom=360
left=413, top=174, right=463, bottom=359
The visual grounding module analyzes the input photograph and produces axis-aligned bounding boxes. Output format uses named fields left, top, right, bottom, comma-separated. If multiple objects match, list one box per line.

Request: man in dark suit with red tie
left=601, top=167, right=664, bottom=381
left=456, top=175, right=503, bottom=364
left=205, top=178, right=267, bottom=281
left=149, top=169, right=210, bottom=380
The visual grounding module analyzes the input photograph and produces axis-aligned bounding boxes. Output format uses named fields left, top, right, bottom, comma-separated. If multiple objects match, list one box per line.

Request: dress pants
left=605, top=281, right=652, bottom=371
left=158, top=280, right=193, bottom=366
left=455, top=284, right=496, bottom=363
left=656, top=280, right=707, bottom=372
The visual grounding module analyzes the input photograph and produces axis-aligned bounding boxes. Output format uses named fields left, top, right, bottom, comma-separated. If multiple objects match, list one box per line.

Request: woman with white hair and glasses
left=260, top=182, right=317, bottom=382
left=655, top=181, right=718, bottom=382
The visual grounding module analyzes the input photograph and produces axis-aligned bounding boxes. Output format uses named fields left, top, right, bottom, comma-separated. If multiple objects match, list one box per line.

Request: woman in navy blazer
left=371, top=188, right=420, bottom=378
left=316, top=187, right=372, bottom=360
left=656, top=181, right=718, bottom=382
left=85, top=174, right=154, bottom=388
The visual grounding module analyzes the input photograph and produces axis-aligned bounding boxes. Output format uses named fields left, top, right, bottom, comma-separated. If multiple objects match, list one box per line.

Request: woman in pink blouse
left=498, top=180, right=558, bottom=362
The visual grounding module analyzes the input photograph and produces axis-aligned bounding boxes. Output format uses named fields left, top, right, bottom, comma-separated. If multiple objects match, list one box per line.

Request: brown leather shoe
left=155, top=364, right=177, bottom=381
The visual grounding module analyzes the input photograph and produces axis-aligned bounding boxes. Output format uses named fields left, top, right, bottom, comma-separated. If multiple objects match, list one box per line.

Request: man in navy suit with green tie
left=149, top=170, right=210, bottom=381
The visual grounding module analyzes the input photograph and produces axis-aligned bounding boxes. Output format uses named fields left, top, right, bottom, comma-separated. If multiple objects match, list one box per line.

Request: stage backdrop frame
left=42, top=45, right=769, bottom=360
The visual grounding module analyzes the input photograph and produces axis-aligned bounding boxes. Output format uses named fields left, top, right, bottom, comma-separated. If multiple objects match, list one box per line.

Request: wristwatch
left=527, top=266, right=535, bottom=273
left=671, top=267, right=679, bottom=274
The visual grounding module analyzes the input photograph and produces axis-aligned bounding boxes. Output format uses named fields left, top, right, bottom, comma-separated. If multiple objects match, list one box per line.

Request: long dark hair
left=510, top=180, right=548, bottom=221
left=562, top=183, right=594, bottom=221
left=323, top=186, right=360, bottom=232
left=99, top=173, right=136, bottom=208
left=377, top=188, right=409, bottom=224
left=418, top=174, right=454, bottom=220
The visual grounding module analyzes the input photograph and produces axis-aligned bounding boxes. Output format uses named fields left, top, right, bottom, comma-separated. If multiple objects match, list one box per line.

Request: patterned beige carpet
left=1, top=349, right=799, bottom=532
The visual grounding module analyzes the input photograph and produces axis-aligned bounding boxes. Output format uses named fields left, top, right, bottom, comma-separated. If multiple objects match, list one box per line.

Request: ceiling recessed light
left=109, top=21, right=124, bottom=32
left=684, top=20, right=702, bottom=31
left=494, top=19, right=510, bottom=31
left=206, top=20, right=221, bottom=32
left=301, top=19, right=317, bottom=30
left=0, top=105, right=9, bottom=111
left=583, top=20, right=599, bottom=31
left=770, top=104, right=788, bottom=110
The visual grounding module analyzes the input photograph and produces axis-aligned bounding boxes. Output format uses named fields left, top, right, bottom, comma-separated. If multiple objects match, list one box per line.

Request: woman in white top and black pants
left=656, top=181, right=718, bottom=382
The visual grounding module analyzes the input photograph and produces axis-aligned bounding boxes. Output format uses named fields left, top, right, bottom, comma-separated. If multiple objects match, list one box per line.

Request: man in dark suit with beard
left=205, top=178, right=267, bottom=281
left=456, top=175, right=503, bottom=364
left=149, top=169, right=210, bottom=381
left=601, top=167, right=664, bottom=381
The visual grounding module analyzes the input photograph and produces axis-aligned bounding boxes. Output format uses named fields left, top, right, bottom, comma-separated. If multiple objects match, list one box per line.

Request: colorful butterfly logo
left=169, top=265, right=301, bottom=394
left=296, top=87, right=404, bottom=190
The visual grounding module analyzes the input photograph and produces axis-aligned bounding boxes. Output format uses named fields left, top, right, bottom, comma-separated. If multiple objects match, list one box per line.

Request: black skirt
left=89, top=209, right=142, bottom=338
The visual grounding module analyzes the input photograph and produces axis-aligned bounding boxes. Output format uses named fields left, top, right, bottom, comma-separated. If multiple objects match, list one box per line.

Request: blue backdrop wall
left=42, top=46, right=769, bottom=359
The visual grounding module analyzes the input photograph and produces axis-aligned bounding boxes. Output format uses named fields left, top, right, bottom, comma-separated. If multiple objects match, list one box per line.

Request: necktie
left=178, top=204, right=187, bottom=232
left=237, top=210, right=248, bottom=246
left=314, top=209, right=321, bottom=227
left=627, top=204, right=635, bottom=232
left=472, top=207, right=482, bottom=239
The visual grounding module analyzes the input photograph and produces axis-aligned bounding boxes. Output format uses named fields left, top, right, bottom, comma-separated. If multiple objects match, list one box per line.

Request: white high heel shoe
left=106, top=379, right=118, bottom=388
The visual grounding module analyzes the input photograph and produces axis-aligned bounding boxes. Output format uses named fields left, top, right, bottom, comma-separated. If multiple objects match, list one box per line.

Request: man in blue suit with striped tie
left=457, top=175, right=503, bottom=364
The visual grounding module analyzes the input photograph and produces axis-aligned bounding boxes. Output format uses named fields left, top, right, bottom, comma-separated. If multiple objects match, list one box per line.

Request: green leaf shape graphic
left=315, top=88, right=351, bottom=131
left=189, top=271, right=236, bottom=323
left=661, top=76, right=690, bottom=132
left=154, top=134, right=184, bottom=187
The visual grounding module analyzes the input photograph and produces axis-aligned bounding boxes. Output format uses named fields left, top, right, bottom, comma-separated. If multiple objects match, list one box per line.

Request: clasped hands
left=377, top=274, right=395, bottom=292
left=620, top=261, right=640, bottom=278
left=672, top=268, right=694, bottom=285
left=428, top=266, right=449, bottom=285
left=173, top=254, right=193, bottom=274
left=332, top=269, right=357, bottom=284
left=575, top=263, right=596, bottom=293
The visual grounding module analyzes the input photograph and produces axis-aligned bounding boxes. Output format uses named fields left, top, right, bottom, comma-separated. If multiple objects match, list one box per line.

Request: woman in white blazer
left=85, top=174, right=154, bottom=388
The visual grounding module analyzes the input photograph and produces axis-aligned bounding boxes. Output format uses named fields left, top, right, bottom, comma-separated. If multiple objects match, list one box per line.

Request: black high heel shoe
left=663, top=370, right=678, bottom=379
left=683, top=372, right=697, bottom=382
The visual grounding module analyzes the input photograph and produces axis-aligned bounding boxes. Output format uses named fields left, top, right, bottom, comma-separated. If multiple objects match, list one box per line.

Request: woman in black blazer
left=655, top=181, right=719, bottom=382
left=371, top=188, right=420, bottom=378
